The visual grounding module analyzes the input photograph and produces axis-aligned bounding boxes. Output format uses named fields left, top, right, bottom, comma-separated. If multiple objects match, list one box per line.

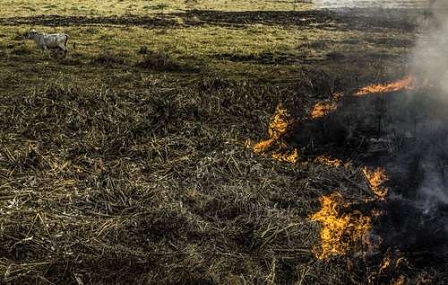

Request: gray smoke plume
left=409, top=0, right=448, bottom=214
left=314, top=0, right=429, bottom=9
left=412, top=1, right=448, bottom=93
left=313, top=0, right=432, bottom=28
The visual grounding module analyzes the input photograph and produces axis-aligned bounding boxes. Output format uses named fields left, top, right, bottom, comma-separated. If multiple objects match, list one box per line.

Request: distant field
left=0, top=0, right=314, bottom=18
left=0, top=1, right=434, bottom=285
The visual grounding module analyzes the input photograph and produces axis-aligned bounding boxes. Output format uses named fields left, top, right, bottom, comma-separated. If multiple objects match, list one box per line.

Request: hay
left=0, top=78, right=357, bottom=284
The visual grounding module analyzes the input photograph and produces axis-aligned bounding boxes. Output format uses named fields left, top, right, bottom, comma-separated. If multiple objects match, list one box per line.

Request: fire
left=272, top=149, right=299, bottom=163
left=250, top=103, right=299, bottom=163
left=362, top=167, right=388, bottom=199
left=333, top=91, right=344, bottom=100
left=355, top=75, right=415, bottom=96
left=267, top=104, right=290, bottom=140
left=252, top=138, right=275, bottom=154
left=253, top=103, right=292, bottom=154
left=314, top=155, right=345, bottom=167
left=310, top=92, right=343, bottom=119
left=378, top=256, right=391, bottom=274
left=311, top=101, right=338, bottom=119
left=310, top=168, right=388, bottom=260
left=310, top=192, right=372, bottom=259
left=368, top=249, right=411, bottom=285
left=391, top=275, right=407, bottom=285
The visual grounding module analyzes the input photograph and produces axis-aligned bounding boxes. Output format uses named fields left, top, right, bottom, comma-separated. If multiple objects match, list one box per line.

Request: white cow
left=27, top=29, right=69, bottom=57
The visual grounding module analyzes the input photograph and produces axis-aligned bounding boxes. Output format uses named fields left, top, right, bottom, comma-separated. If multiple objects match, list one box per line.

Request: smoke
left=314, top=0, right=428, bottom=9
left=313, top=0, right=432, bottom=27
left=417, top=143, right=448, bottom=214
left=292, top=0, right=448, bottom=272
left=409, top=0, right=448, bottom=214
left=412, top=1, right=448, bottom=94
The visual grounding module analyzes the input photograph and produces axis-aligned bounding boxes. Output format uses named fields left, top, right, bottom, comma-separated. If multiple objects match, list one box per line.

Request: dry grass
left=0, top=78, right=351, bottom=284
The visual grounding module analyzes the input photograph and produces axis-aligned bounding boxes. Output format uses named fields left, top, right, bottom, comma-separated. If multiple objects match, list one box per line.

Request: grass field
left=0, top=1, right=441, bottom=284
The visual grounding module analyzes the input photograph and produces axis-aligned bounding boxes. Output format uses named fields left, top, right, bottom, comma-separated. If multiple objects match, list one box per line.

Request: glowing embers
left=391, top=276, right=408, bottom=285
left=271, top=148, right=299, bottom=163
left=362, top=167, right=388, bottom=199
left=251, top=103, right=299, bottom=163
left=310, top=101, right=338, bottom=119
left=310, top=192, right=372, bottom=259
left=310, top=92, right=342, bottom=119
left=314, top=155, right=346, bottom=167
left=354, top=75, right=415, bottom=96
left=368, top=250, right=410, bottom=285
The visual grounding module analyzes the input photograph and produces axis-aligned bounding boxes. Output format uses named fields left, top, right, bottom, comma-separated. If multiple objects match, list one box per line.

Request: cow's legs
left=58, top=45, right=68, bottom=58
left=39, top=45, right=50, bottom=59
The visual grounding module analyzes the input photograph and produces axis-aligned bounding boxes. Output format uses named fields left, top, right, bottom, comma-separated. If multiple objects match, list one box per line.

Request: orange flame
left=391, top=275, right=408, bottom=285
left=310, top=192, right=372, bottom=259
left=250, top=103, right=299, bottom=163
left=267, top=104, right=290, bottom=139
left=272, top=149, right=299, bottom=163
left=378, top=256, right=391, bottom=274
left=362, top=167, right=388, bottom=199
left=368, top=248, right=411, bottom=284
left=310, top=92, right=343, bottom=119
left=311, top=101, right=338, bottom=119
left=314, top=155, right=345, bottom=167
left=355, top=75, right=415, bottom=96
left=253, top=103, right=292, bottom=154
left=252, top=138, right=275, bottom=154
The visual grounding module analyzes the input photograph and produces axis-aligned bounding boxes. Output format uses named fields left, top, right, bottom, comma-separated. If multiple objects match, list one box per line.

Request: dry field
left=1, top=0, right=446, bottom=284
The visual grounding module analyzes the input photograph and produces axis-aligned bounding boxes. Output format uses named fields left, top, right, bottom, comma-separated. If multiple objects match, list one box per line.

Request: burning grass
left=355, top=75, right=415, bottom=96
left=250, top=103, right=299, bottom=163
left=368, top=250, right=411, bottom=285
left=310, top=192, right=372, bottom=260
left=271, top=148, right=299, bottom=163
left=362, top=167, right=389, bottom=199
left=308, top=166, right=389, bottom=261
left=314, top=155, right=346, bottom=168
left=310, top=101, right=338, bottom=119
